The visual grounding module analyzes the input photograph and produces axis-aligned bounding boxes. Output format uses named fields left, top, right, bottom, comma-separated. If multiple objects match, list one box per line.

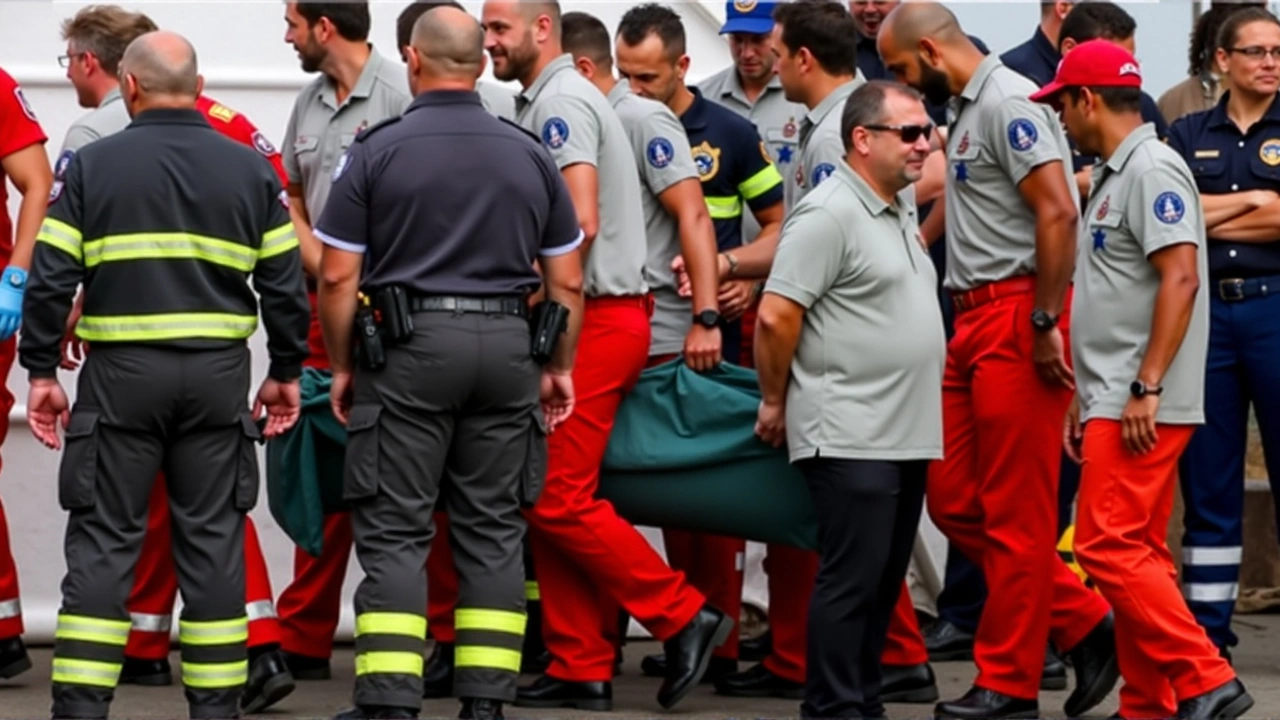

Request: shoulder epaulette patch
left=500, top=116, right=542, bottom=145
left=207, top=103, right=236, bottom=123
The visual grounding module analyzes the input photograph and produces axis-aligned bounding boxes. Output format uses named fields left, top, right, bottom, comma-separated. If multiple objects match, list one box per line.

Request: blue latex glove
left=0, top=266, right=27, bottom=341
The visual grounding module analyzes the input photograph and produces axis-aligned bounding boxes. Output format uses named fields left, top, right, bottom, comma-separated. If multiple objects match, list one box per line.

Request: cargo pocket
left=58, top=410, right=100, bottom=511
left=234, top=413, right=263, bottom=511
left=520, top=409, right=548, bottom=507
left=343, top=404, right=382, bottom=502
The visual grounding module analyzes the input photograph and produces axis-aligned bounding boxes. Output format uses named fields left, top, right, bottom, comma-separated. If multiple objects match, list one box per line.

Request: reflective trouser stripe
left=524, top=581, right=540, bottom=601
left=131, top=612, right=172, bottom=632
left=355, top=612, right=427, bottom=638
left=455, top=608, right=525, bottom=673
left=246, top=600, right=276, bottom=622
left=704, top=195, right=743, bottom=219
left=1183, top=546, right=1243, bottom=565
left=738, top=163, right=784, bottom=201
left=181, top=661, right=249, bottom=688
left=0, top=598, right=20, bottom=619
left=455, top=647, right=522, bottom=673
left=455, top=609, right=526, bottom=635
left=52, top=658, right=122, bottom=688
left=179, top=617, right=249, bottom=646
left=55, top=614, right=131, bottom=646
left=1183, top=582, right=1239, bottom=603
left=355, top=651, right=424, bottom=677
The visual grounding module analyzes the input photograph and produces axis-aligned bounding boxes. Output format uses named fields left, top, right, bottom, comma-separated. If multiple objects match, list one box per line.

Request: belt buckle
left=1218, top=278, right=1245, bottom=302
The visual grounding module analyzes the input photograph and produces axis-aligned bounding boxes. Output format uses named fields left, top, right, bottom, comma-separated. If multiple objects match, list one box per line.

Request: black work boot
left=935, top=686, right=1038, bottom=720
left=422, top=642, right=454, bottom=698
left=1175, top=679, right=1253, bottom=720
left=118, top=656, right=171, bottom=686
left=458, top=698, right=504, bottom=720
left=656, top=604, right=734, bottom=709
left=240, top=645, right=295, bottom=714
left=1063, top=613, right=1120, bottom=718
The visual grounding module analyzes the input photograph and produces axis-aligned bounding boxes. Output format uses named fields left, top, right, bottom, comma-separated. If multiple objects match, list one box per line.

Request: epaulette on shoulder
left=500, top=116, right=543, bottom=145
left=355, top=116, right=402, bottom=143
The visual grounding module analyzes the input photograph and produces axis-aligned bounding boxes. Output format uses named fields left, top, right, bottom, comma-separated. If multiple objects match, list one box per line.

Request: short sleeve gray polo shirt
left=786, top=77, right=865, bottom=213
left=1073, top=123, right=1209, bottom=425
left=478, top=80, right=517, bottom=120
left=282, top=48, right=411, bottom=219
left=515, top=54, right=648, bottom=297
left=943, top=55, right=1077, bottom=291
left=764, top=160, right=946, bottom=463
left=608, top=80, right=700, bottom=355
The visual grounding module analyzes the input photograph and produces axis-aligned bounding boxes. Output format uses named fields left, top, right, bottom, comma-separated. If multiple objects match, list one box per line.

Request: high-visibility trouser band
left=354, top=651, right=424, bottom=678
left=354, top=611, right=428, bottom=675
left=52, top=658, right=122, bottom=689
left=260, top=223, right=300, bottom=261
left=0, top=598, right=20, bottom=620
left=55, top=614, right=131, bottom=647
left=77, top=313, right=258, bottom=342
left=1183, top=546, right=1243, bottom=566
left=455, top=608, right=526, bottom=674
left=246, top=600, right=276, bottom=622
left=739, top=163, right=784, bottom=201
left=354, top=611, right=427, bottom=639
left=131, top=612, right=172, bottom=633
left=37, top=218, right=83, bottom=260
left=179, top=617, right=248, bottom=647
left=182, top=660, right=249, bottom=689
left=705, top=195, right=743, bottom=220
left=1183, top=582, right=1239, bottom=603
left=524, top=581, right=540, bottom=601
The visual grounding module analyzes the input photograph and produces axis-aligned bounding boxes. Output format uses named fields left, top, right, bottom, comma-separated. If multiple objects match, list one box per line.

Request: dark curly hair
left=1191, top=3, right=1260, bottom=75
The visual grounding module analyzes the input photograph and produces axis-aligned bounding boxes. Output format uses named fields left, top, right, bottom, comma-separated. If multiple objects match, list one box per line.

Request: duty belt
left=1216, top=276, right=1280, bottom=302
left=409, top=295, right=529, bottom=318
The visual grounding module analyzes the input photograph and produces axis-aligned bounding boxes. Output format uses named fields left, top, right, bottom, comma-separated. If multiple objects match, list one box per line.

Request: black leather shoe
left=459, top=698, right=503, bottom=720
left=1064, top=614, right=1120, bottom=718
left=521, top=648, right=548, bottom=675
left=640, top=653, right=736, bottom=682
left=283, top=651, right=331, bottom=681
left=118, top=656, right=171, bottom=686
left=241, top=648, right=296, bottom=713
left=924, top=620, right=975, bottom=662
left=331, top=706, right=418, bottom=719
left=714, top=662, right=804, bottom=699
left=1042, top=645, right=1067, bottom=691
left=1175, top=678, right=1253, bottom=720
left=423, top=642, right=454, bottom=699
left=935, top=686, right=1038, bottom=719
left=882, top=663, right=939, bottom=704
left=0, top=636, right=31, bottom=680
left=657, top=604, right=734, bottom=709
left=739, top=630, right=771, bottom=662
left=515, top=675, right=612, bottom=712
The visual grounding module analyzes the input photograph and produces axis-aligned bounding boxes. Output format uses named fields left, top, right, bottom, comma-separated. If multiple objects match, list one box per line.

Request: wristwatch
left=694, top=309, right=721, bottom=328
left=1030, top=308, right=1058, bottom=332
left=1130, top=380, right=1164, bottom=398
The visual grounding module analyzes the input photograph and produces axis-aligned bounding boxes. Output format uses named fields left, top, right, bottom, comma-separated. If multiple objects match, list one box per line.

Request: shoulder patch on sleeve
left=332, top=152, right=353, bottom=183
left=354, top=116, right=400, bottom=143
left=48, top=181, right=63, bottom=204
left=500, top=116, right=543, bottom=145
left=1153, top=191, right=1186, bottom=225
left=252, top=131, right=278, bottom=156
left=208, top=102, right=236, bottom=123
left=542, top=116, right=570, bottom=149
left=14, top=86, right=36, bottom=122
left=646, top=137, right=674, bottom=168
left=811, top=162, right=835, bottom=187
left=54, top=149, right=75, bottom=180
left=1007, top=118, right=1038, bottom=151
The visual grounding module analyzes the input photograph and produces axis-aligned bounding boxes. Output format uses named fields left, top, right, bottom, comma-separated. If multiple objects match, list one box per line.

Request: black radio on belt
left=354, top=293, right=386, bottom=372
left=374, top=285, right=414, bottom=344
left=529, top=300, right=569, bottom=365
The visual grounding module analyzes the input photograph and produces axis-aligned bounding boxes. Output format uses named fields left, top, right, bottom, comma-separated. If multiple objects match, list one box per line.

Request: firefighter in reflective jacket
left=17, top=31, right=309, bottom=720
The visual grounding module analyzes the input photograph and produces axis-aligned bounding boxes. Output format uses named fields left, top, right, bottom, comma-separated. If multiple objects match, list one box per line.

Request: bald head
left=411, top=5, right=485, bottom=78
left=120, top=30, right=199, bottom=100
left=879, top=1, right=965, bottom=52
left=519, top=0, right=560, bottom=25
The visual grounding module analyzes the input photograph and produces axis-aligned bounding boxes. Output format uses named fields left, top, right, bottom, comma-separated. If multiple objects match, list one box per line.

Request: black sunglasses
left=863, top=123, right=934, bottom=143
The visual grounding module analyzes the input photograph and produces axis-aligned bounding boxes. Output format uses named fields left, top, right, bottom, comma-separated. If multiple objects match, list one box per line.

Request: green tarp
left=265, top=359, right=818, bottom=556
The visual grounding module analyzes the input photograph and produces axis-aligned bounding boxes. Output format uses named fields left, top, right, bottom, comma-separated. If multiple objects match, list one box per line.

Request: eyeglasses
left=1229, top=46, right=1280, bottom=61
left=863, top=123, right=934, bottom=143
left=57, top=52, right=86, bottom=68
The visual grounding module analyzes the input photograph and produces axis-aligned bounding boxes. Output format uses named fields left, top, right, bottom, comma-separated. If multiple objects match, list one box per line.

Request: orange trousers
left=276, top=513, right=351, bottom=658
left=0, top=336, right=20, bottom=640
left=124, top=475, right=282, bottom=657
left=1075, top=420, right=1236, bottom=718
left=928, top=282, right=1110, bottom=699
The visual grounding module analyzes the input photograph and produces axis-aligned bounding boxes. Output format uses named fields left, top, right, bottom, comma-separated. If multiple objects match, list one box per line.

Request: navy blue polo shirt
left=678, top=87, right=784, bottom=252
left=1168, top=91, right=1280, bottom=279
left=857, top=32, right=989, bottom=126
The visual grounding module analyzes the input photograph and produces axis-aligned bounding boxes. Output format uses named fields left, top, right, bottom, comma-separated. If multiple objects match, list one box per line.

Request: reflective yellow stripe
left=455, top=608, right=526, bottom=636
left=738, top=163, right=784, bottom=200
left=82, top=233, right=258, bottom=272
left=55, top=614, right=131, bottom=646
left=354, top=612, right=427, bottom=639
left=524, top=581, right=540, bottom=601
left=260, top=223, right=299, bottom=261
left=178, top=617, right=248, bottom=646
left=77, top=313, right=258, bottom=342
left=52, top=658, right=122, bottom=688
left=181, top=660, right=249, bottom=688
left=705, top=195, right=742, bottom=219
left=355, top=651, right=424, bottom=677
left=37, top=218, right=83, bottom=261
left=455, top=646, right=521, bottom=673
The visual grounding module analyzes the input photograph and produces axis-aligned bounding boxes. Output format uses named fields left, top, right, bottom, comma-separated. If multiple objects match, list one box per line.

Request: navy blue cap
left=720, top=0, right=777, bottom=35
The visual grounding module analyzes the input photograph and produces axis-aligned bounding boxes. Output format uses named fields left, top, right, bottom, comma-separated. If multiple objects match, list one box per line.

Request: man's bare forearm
left=754, top=296, right=802, bottom=404
left=318, top=273, right=358, bottom=373
left=1138, top=250, right=1201, bottom=387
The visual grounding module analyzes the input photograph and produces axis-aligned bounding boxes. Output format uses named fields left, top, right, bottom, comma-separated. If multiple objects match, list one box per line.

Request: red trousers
left=277, top=512, right=352, bottom=658
left=124, top=476, right=282, bottom=658
left=928, top=281, right=1110, bottom=699
left=0, top=336, right=20, bottom=640
left=528, top=297, right=706, bottom=682
left=426, top=512, right=458, bottom=643
left=1075, top=421, right=1236, bottom=718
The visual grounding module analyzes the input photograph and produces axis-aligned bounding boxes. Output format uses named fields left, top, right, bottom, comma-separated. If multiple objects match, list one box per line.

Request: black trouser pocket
left=343, top=404, right=382, bottom=502
left=58, top=410, right=101, bottom=511
left=234, top=412, right=263, bottom=511
left=520, top=408, right=547, bottom=508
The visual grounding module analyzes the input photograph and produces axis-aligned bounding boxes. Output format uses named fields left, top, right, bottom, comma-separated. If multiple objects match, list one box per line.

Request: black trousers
left=797, top=457, right=928, bottom=720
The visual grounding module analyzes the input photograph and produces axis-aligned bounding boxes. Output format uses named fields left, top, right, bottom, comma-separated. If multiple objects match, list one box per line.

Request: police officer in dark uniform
left=18, top=30, right=309, bottom=720
left=312, top=7, right=584, bottom=720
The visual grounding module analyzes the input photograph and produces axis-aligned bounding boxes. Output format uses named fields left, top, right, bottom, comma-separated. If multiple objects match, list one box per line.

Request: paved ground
left=4, top=614, right=1280, bottom=719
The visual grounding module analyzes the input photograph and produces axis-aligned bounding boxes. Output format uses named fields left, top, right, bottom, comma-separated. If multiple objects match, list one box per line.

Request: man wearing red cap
left=1032, top=39, right=1253, bottom=720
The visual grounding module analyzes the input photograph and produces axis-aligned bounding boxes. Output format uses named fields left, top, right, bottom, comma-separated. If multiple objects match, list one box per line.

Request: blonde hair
left=61, top=5, right=159, bottom=75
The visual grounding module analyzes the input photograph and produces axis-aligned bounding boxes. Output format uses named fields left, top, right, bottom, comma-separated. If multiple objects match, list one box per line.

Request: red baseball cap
left=1029, top=39, right=1143, bottom=106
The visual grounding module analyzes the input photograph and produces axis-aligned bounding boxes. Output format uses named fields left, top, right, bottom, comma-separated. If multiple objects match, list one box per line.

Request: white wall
left=0, top=0, right=1215, bottom=641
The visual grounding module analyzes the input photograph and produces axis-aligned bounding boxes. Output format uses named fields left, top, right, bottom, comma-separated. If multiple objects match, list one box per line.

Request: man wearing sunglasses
left=753, top=78, right=945, bottom=720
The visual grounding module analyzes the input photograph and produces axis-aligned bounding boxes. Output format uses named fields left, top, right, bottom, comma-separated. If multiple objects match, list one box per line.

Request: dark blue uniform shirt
left=1168, top=91, right=1280, bottom=279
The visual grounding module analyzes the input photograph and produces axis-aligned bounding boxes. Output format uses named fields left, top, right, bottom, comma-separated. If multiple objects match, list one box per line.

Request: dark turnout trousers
left=53, top=345, right=258, bottom=720
left=798, top=458, right=928, bottom=720
left=346, top=310, right=541, bottom=710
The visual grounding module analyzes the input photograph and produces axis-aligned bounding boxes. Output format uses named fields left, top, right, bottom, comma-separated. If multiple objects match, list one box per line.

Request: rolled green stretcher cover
left=265, top=359, right=818, bottom=556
